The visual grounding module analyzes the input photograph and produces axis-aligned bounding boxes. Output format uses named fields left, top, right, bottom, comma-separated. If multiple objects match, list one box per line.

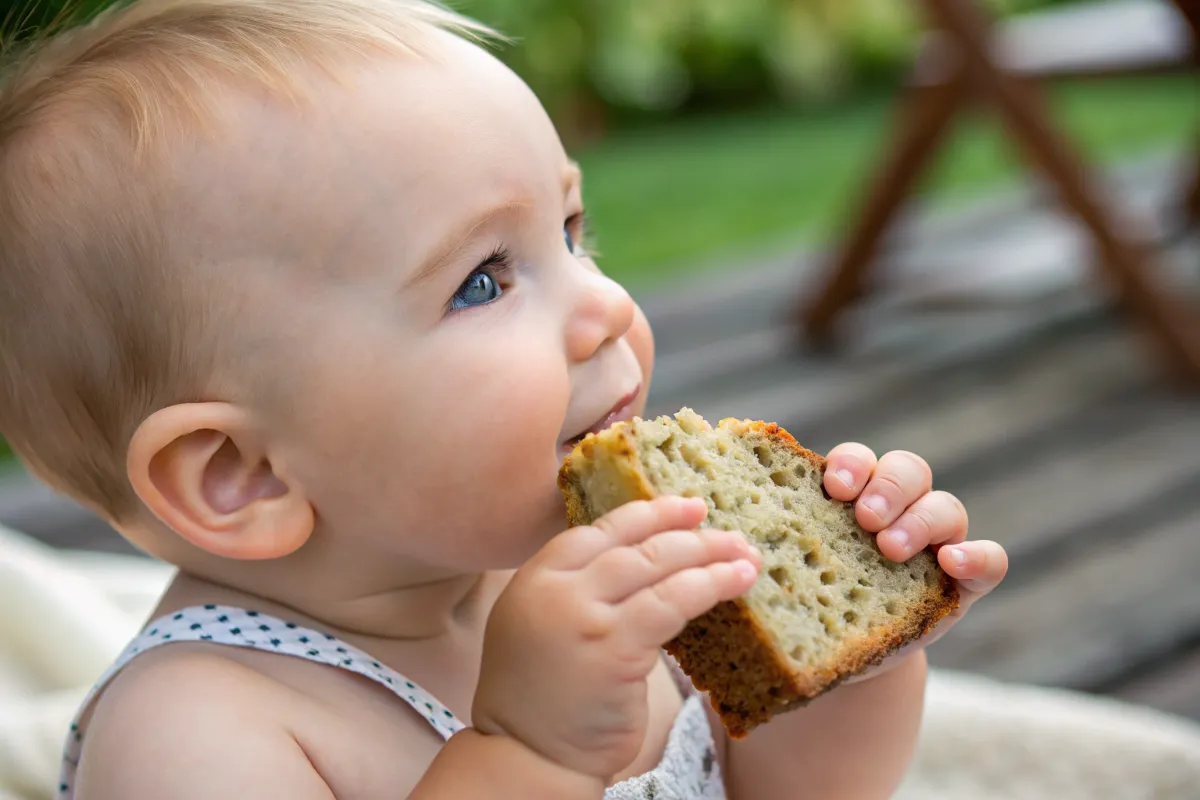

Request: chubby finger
left=588, top=528, right=761, bottom=603
left=823, top=443, right=878, bottom=501
left=855, top=451, right=933, bottom=531
left=552, top=496, right=709, bottom=570
left=877, top=490, right=969, bottom=562
left=620, top=559, right=760, bottom=648
left=939, top=540, right=1008, bottom=602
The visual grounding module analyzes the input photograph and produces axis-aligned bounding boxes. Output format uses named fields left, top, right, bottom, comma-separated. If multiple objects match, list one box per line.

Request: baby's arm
left=415, top=728, right=605, bottom=797
left=77, top=649, right=601, bottom=799
left=720, top=651, right=928, bottom=799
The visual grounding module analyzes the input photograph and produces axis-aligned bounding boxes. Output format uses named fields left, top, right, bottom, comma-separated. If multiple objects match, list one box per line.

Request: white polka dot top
left=58, top=605, right=726, bottom=799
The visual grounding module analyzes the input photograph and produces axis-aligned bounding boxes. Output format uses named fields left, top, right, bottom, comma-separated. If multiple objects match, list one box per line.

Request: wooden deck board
left=843, top=327, right=1145, bottom=468
left=925, top=409, right=1200, bottom=562
left=927, top=505, right=1200, bottom=689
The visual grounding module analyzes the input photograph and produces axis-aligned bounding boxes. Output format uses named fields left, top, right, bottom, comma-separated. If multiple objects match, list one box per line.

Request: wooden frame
left=799, top=0, right=1200, bottom=385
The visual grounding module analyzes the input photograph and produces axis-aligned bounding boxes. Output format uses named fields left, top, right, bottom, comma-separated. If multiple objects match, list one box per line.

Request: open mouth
left=560, top=384, right=641, bottom=454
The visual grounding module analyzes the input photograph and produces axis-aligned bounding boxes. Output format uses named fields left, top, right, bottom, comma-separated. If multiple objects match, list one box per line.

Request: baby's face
left=180, top=31, right=654, bottom=573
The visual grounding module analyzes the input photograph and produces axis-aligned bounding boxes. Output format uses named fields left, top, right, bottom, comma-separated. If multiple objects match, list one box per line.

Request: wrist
left=444, top=727, right=607, bottom=798
left=844, top=648, right=927, bottom=687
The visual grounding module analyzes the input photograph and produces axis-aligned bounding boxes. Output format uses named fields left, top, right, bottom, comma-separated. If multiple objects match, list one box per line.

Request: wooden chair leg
left=799, top=70, right=971, bottom=343
left=1162, top=137, right=1198, bottom=242
left=1178, top=4, right=1199, bottom=232
left=1186, top=146, right=1200, bottom=230
left=986, top=66, right=1200, bottom=384
left=919, top=0, right=1200, bottom=386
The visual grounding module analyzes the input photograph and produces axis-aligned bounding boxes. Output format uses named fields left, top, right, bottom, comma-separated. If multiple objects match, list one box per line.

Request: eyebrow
left=563, top=160, right=582, bottom=193
left=405, top=164, right=584, bottom=290
left=404, top=196, right=534, bottom=289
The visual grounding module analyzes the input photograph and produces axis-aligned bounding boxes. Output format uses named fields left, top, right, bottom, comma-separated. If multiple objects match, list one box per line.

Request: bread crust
left=559, top=415, right=959, bottom=738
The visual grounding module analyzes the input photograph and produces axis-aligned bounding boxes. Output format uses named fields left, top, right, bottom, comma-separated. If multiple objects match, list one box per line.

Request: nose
left=564, top=267, right=636, bottom=363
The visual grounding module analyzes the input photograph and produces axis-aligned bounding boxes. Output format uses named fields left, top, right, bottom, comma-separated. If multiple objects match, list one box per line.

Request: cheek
left=628, top=305, right=655, bottom=387
left=391, top=332, right=570, bottom=556
left=275, top=307, right=575, bottom=567
left=416, top=327, right=570, bottom=447
left=368, top=326, right=571, bottom=543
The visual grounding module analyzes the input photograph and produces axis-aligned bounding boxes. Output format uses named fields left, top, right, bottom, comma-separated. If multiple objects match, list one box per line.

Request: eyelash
left=448, top=213, right=592, bottom=313
left=567, top=211, right=593, bottom=255
left=478, top=245, right=514, bottom=274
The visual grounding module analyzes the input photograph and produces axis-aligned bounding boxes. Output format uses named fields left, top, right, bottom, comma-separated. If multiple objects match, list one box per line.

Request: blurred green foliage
left=583, top=75, right=1197, bottom=286
left=5, top=0, right=1077, bottom=135
left=441, top=0, right=1078, bottom=136
left=462, top=0, right=925, bottom=136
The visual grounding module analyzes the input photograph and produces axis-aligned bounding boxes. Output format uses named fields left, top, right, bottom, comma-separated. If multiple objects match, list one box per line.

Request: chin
left=536, top=483, right=572, bottom=545
left=494, top=474, right=574, bottom=566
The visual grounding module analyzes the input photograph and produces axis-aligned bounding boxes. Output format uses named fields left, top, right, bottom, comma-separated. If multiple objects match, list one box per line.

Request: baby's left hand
left=824, top=443, right=1008, bottom=655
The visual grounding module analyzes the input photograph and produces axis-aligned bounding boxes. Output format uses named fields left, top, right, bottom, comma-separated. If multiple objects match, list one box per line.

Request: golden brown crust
left=663, top=599, right=813, bottom=739
left=667, top=588, right=955, bottom=738
left=559, top=429, right=657, bottom=527
left=558, top=413, right=960, bottom=739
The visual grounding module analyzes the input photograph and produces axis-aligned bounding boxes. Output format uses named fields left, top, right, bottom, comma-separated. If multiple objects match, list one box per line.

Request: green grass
left=577, top=75, right=1199, bottom=290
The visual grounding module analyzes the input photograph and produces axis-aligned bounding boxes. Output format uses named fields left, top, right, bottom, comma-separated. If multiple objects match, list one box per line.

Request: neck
left=162, top=567, right=505, bottom=642
left=155, top=546, right=506, bottom=644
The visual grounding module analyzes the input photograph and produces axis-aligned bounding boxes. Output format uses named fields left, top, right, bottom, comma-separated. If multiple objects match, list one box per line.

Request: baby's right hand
left=472, top=496, right=761, bottom=782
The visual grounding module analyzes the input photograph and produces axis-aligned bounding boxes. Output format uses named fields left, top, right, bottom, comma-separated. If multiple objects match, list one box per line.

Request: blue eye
left=450, top=248, right=511, bottom=312
left=451, top=268, right=502, bottom=310
left=564, top=223, right=576, bottom=254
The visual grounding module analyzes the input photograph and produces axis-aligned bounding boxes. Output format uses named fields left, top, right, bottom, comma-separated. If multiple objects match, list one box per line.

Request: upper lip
left=563, top=384, right=641, bottom=443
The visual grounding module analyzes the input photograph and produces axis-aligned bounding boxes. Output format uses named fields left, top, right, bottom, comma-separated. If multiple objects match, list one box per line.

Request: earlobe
left=127, top=403, right=314, bottom=560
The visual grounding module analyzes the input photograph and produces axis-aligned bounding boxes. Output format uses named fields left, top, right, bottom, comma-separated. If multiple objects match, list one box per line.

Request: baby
left=0, top=1, right=1008, bottom=797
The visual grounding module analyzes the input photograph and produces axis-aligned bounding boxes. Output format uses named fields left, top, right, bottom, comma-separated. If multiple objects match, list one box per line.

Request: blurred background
left=2, top=0, right=1199, bottom=763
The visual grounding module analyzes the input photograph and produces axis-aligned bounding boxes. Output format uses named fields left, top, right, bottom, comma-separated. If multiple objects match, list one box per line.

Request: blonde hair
left=0, top=0, right=496, bottom=521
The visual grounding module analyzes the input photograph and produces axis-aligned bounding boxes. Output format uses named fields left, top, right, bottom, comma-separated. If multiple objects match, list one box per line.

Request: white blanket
left=3, top=523, right=1200, bottom=799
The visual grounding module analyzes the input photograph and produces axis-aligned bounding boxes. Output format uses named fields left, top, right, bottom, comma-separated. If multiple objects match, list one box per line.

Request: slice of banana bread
left=558, top=408, right=958, bottom=738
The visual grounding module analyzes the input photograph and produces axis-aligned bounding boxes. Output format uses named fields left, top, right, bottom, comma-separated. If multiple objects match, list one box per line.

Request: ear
left=127, top=403, right=315, bottom=560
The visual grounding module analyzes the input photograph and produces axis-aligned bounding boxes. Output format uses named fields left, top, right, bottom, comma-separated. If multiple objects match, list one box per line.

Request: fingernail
left=887, top=528, right=911, bottom=554
left=862, top=494, right=889, bottom=517
left=834, top=469, right=855, bottom=489
left=734, top=560, right=759, bottom=581
left=944, top=546, right=967, bottom=566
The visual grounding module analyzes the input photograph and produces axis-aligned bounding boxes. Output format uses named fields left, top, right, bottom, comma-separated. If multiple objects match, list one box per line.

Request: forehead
left=166, top=31, right=571, bottom=275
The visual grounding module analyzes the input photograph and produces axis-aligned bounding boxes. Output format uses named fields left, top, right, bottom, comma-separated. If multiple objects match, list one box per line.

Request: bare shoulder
left=76, top=646, right=336, bottom=800
left=77, top=645, right=451, bottom=799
